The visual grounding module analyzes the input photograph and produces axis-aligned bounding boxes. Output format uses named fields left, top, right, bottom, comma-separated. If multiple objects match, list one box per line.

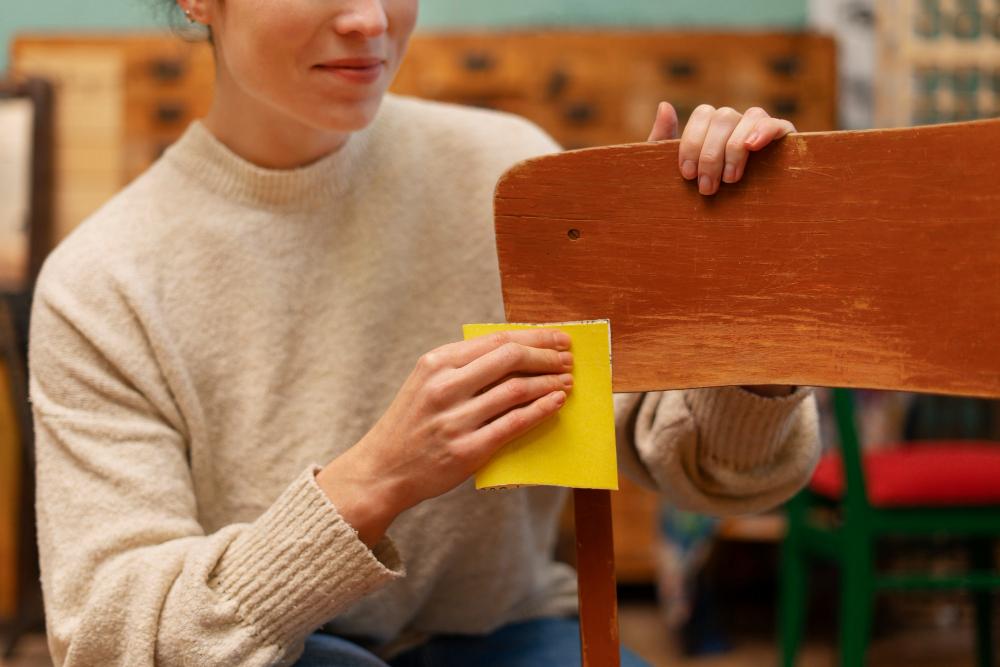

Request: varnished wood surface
left=573, top=489, right=620, bottom=667
left=495, top=118, right=1000, bottom=398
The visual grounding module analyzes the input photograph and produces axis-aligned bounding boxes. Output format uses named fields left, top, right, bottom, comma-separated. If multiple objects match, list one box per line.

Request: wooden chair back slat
left=495, top=118, right=1000, bottom=398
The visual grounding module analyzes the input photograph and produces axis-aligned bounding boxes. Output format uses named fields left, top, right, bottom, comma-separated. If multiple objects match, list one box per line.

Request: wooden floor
left=2, top=601, right=982, bottom=667
left=620, top=601, right=981, bottom=667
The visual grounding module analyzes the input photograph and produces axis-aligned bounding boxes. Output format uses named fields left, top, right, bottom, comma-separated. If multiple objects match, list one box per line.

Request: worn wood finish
left=495, top=118, right=1000, bottom=398
left=573, top=488, right=620, bottom=667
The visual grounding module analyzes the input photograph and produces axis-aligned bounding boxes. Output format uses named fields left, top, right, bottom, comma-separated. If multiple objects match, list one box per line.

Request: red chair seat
left=810, top=441, right=1000, bottom=507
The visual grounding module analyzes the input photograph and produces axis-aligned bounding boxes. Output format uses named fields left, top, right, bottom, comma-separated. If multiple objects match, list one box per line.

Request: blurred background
left=1, top=1, right=999, bottom=665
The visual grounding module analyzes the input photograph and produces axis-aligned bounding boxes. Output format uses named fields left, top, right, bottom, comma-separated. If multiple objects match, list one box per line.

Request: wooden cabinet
left=396, top=32, right=836, bottom=150
left=13, top=30, right=836, bottom=244
left=11, top=29, right=835, bottom=583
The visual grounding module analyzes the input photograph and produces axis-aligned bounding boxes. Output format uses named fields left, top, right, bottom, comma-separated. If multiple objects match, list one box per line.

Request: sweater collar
left=163, top=117, right=375, bottom=210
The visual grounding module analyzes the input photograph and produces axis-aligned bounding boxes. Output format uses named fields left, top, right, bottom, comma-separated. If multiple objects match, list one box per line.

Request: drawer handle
left=149, top=58, right=186, bottom=82
left=546, top=69, right=570, bottom=98
left=564, top=102, right=597, bottom=125
left=769, top=56, right=801, bottom=77
left=462, top=52, right=496, bottom=72
left=661, top=59, right=697, bottom=79
left=155, top=102, right=187, bottom=124
left=772, top=97, right=800, bottom=116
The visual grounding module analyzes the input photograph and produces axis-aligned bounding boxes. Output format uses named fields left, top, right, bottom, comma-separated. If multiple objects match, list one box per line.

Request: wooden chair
left=0, top=76, right=54, bottom=658
left=780, top=388, right=1000, bottom=667
left=492, top=117, right=1000, bottom=666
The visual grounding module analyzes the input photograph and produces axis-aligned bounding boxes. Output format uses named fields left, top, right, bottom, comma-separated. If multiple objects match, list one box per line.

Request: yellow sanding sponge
left=462, top=320, right=618, bottom=490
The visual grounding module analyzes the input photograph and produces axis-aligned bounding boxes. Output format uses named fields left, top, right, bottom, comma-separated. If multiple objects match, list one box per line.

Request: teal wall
left=418, top=1, right=806, bottom=29
left=2, top=0, right=807, bottom=72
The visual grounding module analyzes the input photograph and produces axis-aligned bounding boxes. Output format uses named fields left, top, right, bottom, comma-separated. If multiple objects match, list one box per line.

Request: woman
left=29, top=0, right=819, bottom=665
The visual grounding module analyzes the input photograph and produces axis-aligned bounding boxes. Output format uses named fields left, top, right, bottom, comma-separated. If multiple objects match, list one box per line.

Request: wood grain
left=0, top=352, right=22, bottom=620
left=573, top=488, right=620, bottom=667
left=495, top=118, right=1000, bottom=398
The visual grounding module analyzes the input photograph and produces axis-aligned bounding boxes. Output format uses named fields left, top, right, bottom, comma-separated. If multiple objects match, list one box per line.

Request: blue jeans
left=295, top=617, right=650, bottom=666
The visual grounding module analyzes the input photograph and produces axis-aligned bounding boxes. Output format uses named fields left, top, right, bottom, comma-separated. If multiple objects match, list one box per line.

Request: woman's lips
left=314, top=58, right=385, bottom=84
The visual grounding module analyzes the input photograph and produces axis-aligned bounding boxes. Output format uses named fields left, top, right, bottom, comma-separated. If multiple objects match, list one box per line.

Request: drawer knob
left=546, top=69, right=570, bottom=98
left=149, top=58, right=185, bottom=82
left=769, top=56, right=801, bottom=77
left=564, top=101, right=597, bottom=125
left=462, top=52, right=496, bottom=72
left=155, top=102, right=187, bottom=124
left=772, top=97, right=800, bottom=116
left=661, top=59, right=697, bottom=79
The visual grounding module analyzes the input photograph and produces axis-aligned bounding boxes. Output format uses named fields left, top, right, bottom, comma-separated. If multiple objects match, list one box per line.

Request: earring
left=183, top=9, right=196, bottom=23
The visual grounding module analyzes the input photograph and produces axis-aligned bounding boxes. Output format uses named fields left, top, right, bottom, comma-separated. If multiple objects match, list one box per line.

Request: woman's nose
left=333, top=0, right=389, bottom=37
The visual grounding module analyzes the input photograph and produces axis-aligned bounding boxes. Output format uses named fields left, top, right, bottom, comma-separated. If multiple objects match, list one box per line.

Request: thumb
left=647, top=101, right=679, bottom=141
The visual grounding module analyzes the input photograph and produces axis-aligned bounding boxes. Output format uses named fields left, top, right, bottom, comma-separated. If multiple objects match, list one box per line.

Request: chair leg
left=971, top=540, right=995, bottom=667
left=778, top=533, right=809, bottom=667
left=838, top=537, right=874, bottom=667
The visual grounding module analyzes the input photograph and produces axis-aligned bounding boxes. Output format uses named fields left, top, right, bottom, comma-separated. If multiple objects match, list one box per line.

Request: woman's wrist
left=316, top=447, right=405, bottom=548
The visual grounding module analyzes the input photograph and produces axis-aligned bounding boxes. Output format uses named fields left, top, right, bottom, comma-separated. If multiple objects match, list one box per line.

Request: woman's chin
left=311, top=97, right=383, bottom=133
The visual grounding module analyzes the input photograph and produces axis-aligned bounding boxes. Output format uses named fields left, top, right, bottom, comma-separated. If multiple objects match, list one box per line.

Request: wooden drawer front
left=125, top=89, right=211, bottom=142
left=12, top=41, right=126, bottom=241
left=627, top=34, right=836, bottom=132
left=125, top=39, right=215, bottom=97
left=403, top=35, right=540, bottom=99
left=123, top=39, right=214, bottom=180
left=396, top=32, right=838, bottom=150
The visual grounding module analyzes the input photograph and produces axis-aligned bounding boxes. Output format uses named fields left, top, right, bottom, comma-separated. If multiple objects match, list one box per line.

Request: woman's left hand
left=647, top=101, right=796, bottom=196
left=648, top=101, right=797, bottom=398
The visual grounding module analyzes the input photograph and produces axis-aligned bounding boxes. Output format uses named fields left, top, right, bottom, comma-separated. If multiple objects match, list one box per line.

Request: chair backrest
left=0, top=76, right=51, bottom=628
left=494, top=117, right=1000, bottom=398
left=493, top=117, right=1000, bottom=667
left=0, top=77, right=54, bottom=293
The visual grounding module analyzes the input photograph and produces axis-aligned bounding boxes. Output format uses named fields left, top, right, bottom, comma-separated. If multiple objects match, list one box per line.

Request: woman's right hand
left=316, top=329, right=574, bottom=546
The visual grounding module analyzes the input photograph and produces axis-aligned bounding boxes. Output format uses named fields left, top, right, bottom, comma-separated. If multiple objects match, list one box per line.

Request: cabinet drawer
left=400, top=35, right=540, bottom=98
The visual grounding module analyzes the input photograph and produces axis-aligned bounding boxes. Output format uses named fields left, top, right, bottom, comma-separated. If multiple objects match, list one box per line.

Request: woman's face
left=203, top=0, right=419, bottom=134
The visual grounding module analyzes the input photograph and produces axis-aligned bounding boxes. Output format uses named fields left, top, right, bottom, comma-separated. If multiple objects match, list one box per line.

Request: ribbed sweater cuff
left=209, top=466, right=404, bottom=650
left=684, top=386, right=810, bottom=471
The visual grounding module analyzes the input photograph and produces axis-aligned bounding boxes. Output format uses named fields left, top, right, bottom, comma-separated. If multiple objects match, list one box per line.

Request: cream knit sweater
left=29, top=93, right=819, bottom=666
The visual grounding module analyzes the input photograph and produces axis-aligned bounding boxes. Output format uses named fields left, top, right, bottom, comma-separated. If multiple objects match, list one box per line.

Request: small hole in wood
left=568, top=228, right=581, bottom=240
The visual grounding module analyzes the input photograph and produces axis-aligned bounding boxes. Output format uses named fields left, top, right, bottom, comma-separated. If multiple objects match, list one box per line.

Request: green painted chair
left=779, top=388, right=1000, bottom=667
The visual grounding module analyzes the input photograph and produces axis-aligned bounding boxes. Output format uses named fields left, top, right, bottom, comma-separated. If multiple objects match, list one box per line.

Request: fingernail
left=722, top=163, right=736, bottom=183
left=681, top=160, right=697, bottom=179
left=553, top=391, right=566, bottom=406
left=559, top=373, right=574, bottom=387
left=554, top=332, right=571, bottom=350
left=559, top=351, right=573, bottom=367
left=698, top=174, right=713, bottom=194
left=746, top=131, right=760, bottom=146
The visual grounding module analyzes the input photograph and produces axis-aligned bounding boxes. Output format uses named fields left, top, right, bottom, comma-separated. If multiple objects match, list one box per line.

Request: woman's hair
left=152, top=0, right=213, bottom=44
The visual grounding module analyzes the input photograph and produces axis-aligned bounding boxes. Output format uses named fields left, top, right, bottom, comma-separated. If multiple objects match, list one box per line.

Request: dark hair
left=152, top=0, right=213, bottom=44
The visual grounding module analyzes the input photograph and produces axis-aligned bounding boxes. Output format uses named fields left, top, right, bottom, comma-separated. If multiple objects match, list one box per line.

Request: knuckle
left=692, top=103, right=715, bottom=117
left=417, top=351, right=442, bottom=373
left=488, top=331, right=509, bottom=348
left=505, top=410, right=528, bottom=433
left=424, top=379, right=451, bottom=409
left=437, top=417, right=462, bottom=441
left=499, top=342, right=524, bottom=368
left=503, top=378, right=530, bottom=403
left=716, top=106, right=740, bottom=120
left=745, top=106, right=768, bottom=118
left=699, top=150, right=723, bottom=166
